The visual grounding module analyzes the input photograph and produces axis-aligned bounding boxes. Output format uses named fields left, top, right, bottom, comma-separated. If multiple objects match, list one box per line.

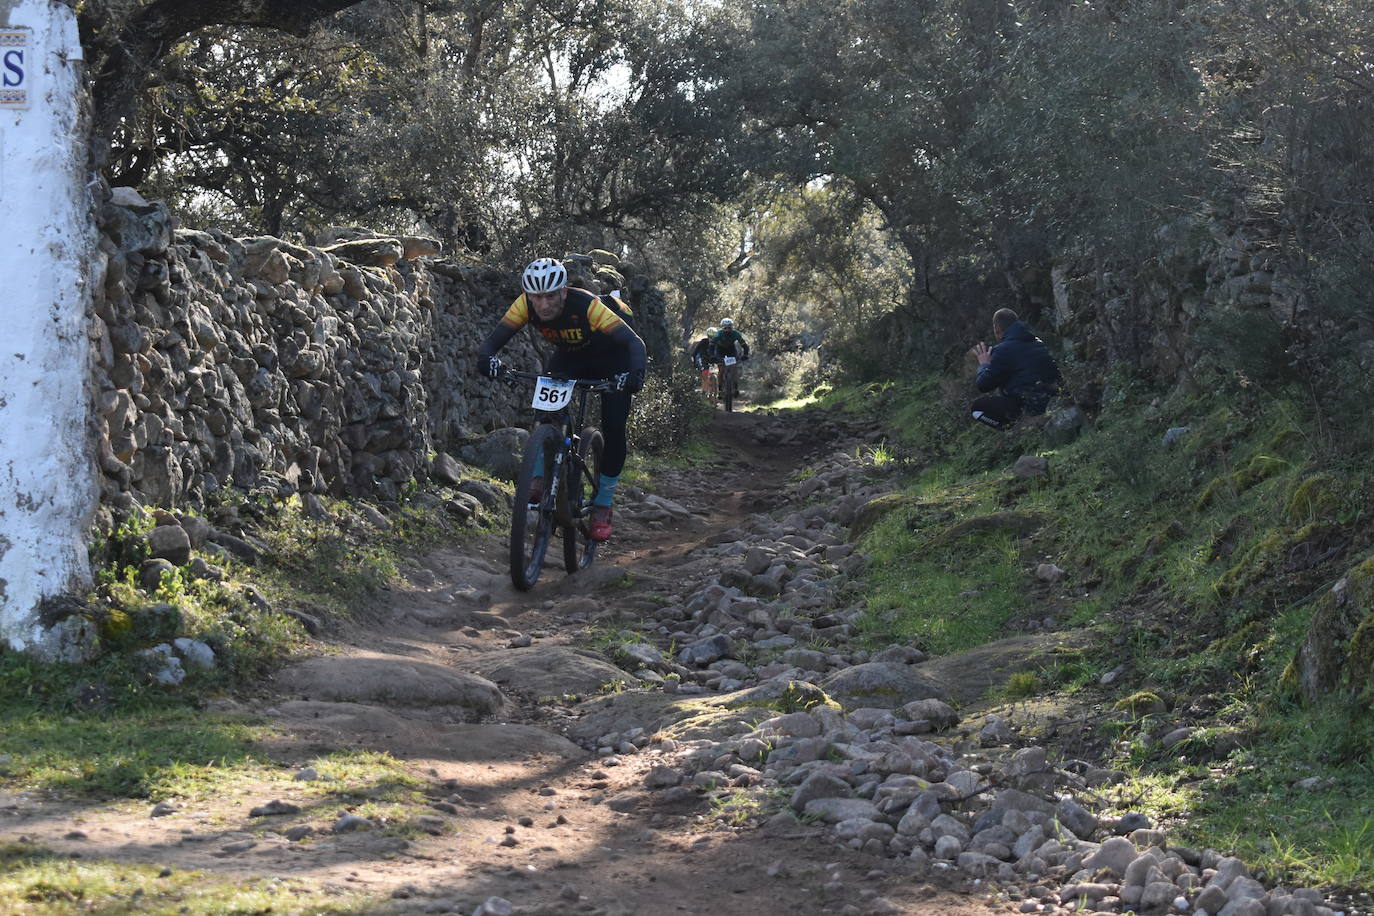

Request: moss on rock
left=1291, top=553, right=1374, bottom=703
left=1113, top=690, right=1168, bottom=717
left=1287, top=473, right=1341, bottom=524
left=1233, top=454, right=1291, bottom=490
left=1196, top=454, right=1292, bottom=510
left=94, top=607, right=133, bottom=642
left=1215, top=530, right=1285, bottom=598
left=1207, top=619, right=1264, bottom=658
left=849, top=493, right=917, bottom=541
left=1347, top=612, right=1374, bottom=698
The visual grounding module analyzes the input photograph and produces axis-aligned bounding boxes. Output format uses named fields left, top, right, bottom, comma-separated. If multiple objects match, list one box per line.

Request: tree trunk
left=0, top=0, right=101, bottom=658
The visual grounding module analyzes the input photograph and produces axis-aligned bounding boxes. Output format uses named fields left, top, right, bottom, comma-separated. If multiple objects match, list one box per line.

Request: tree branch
left=84, top=0, right=366, bottom=141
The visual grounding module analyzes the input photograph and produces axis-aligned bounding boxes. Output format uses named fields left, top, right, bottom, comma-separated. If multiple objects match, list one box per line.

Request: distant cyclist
left=714, top=317, right=749, bottom=397
left=476, top=258, right=646, bottom=541
left=714, top=318, right=749, bottom=361
left=690, top=327, right=720, bottom=394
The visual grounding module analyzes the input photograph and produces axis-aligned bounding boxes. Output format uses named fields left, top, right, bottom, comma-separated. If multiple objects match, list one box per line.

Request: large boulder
left=324, top=237, right=404, bottom=267
left=276, top=655, right=506, bottom=720
left=818, top=663, right=949, bottom=710
left=928, top=512, right=1045, bottom=547
left=1288, top=553, right=1374, bottom=702
left=431, top=451, right=466, bottom=487
left=848, top=493, right=916, bottom=541
left=1043, top=406, right=1087, bottom=446
left=471, top=646, right=635, bottom=698
left=916, top=630, right=1097, bottom=705
left=105, top=192, right=172, bottom=256
left=460, top=428, right=529, bottom=482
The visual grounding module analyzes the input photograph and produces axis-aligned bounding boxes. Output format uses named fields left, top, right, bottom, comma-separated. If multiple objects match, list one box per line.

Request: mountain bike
left=501, top=368, right=612, bottom=591
left=699, top=361, right=720, bottom=399
left=720, top=355, right=741, bottom=412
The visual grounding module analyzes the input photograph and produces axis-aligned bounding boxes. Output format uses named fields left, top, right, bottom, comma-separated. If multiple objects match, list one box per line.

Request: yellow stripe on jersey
left=587, top=299, right=626, bottom=333
left=500, top=294, right=530, bottom=329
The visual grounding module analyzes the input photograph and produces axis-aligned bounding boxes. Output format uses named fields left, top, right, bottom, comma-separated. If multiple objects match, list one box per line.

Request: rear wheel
left=510, top=425, right=561, bottom=590
left=563, top=427, right=604, bottom=572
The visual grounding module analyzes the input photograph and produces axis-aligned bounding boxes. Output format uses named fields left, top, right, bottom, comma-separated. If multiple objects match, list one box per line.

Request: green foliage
left=1000, top=671, right=1040, bottom=701
left=1168, top=700, right=1374, bottom=889
left=713, top=184, right=911, bottom=380
left=708, top=787, right=787, bottom=828
left=629, top=369, right=714, bottom=454
left=257, top=509, right=399, bottom=609
left=103, top=0, right=752, bottom=261
left=87, top=508, right=315, bottom=682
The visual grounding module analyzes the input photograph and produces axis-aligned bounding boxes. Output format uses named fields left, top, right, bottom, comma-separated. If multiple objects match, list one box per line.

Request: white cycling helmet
left=719, top=317, right=734, bottom=327
left=522, top=258, right=568, bottom=294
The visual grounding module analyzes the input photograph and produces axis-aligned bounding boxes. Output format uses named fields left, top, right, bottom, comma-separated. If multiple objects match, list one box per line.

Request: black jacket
left=975, top=321, right=1062, bottom=414
left=690, top=337, right=715, bottom=365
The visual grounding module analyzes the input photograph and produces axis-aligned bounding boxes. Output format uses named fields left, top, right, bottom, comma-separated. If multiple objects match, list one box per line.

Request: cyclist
left=714, top=317, right=749, bottom=397
left=476, top=257, right=646, bottom=541
left=690, top=327, right=720, bottom=394
left=715, top=318, right=749, bottom=360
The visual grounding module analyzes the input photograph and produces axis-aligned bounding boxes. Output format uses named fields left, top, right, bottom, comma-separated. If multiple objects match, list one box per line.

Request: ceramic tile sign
left=1, top=29, right=31, bottom=109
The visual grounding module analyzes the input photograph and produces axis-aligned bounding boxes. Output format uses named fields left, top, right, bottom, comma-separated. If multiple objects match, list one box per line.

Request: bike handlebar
left=500, top=368, right=616, bottom=392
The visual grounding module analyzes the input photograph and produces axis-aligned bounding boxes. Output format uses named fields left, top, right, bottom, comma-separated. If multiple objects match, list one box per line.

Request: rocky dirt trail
left=1, top=406, right=981, bottom=916
left=3, top=405, right=1353, bottom=916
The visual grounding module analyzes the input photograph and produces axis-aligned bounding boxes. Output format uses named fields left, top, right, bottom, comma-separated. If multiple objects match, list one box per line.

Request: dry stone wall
left=1046, top=214, right=1305, bottom=397
left=88, top=190, right=609, bottom=514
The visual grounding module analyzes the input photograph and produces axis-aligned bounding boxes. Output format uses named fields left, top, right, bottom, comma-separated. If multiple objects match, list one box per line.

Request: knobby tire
left=510, top=424, right=561, bottom=591
left=563, top=427, right=604, bottom=573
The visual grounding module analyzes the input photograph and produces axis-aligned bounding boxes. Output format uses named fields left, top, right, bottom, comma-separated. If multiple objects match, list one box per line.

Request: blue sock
left=593, top=474, right=619, bottom=508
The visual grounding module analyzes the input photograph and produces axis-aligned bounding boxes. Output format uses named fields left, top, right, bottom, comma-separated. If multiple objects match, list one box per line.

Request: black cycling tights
left=547, top=355, right=633, bottom=478
left=597, top=390, right=631, bottom=477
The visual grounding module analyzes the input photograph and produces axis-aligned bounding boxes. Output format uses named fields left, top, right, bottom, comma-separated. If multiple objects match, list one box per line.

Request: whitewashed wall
left=0, top=0, right=98, bottom=657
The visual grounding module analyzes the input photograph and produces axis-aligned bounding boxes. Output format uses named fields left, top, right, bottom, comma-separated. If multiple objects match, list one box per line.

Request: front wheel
left=563, top=427, right=604, bottom=573
left=511, top=425, right=561, bottom=591
left=723, top=364, right=734, bottom=412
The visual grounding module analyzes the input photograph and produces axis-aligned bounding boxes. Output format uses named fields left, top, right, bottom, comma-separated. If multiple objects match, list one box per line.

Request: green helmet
left=707, top=327, right=719, bottom=338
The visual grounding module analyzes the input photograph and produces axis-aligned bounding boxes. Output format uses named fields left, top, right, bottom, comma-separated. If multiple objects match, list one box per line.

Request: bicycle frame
left=503, top=368, right=615, bottom=589
left=505, top=369, right=611, bottom=525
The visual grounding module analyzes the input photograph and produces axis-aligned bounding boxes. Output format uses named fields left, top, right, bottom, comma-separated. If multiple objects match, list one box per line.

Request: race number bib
left=723, top=356, right=737, bottom=366
left=531, top=376, right=575, bottom=411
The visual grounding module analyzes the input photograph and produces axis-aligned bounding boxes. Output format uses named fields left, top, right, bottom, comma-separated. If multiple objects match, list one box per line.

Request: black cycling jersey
left=477, top=287, right=646, bottom=372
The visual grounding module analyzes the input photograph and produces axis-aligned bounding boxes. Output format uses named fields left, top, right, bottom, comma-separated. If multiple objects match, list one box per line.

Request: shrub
left=629, top=369, right=713, bottom=454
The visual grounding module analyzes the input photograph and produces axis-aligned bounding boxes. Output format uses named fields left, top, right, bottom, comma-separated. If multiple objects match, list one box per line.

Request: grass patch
left=0, top=847, right=391, bottom=915
left=856, top=500, right=1027, bottom=655
left=829, top=367, right=1374, bottom=888
left=0, top=646, right=271, bottom=799
left=707, top=787, right=787, bottom=828
left=1118, top=699, right=1374, bottom=888
left=0, top=704, right=267, bottom=799
left=253, top=493, right=484, bottom=618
